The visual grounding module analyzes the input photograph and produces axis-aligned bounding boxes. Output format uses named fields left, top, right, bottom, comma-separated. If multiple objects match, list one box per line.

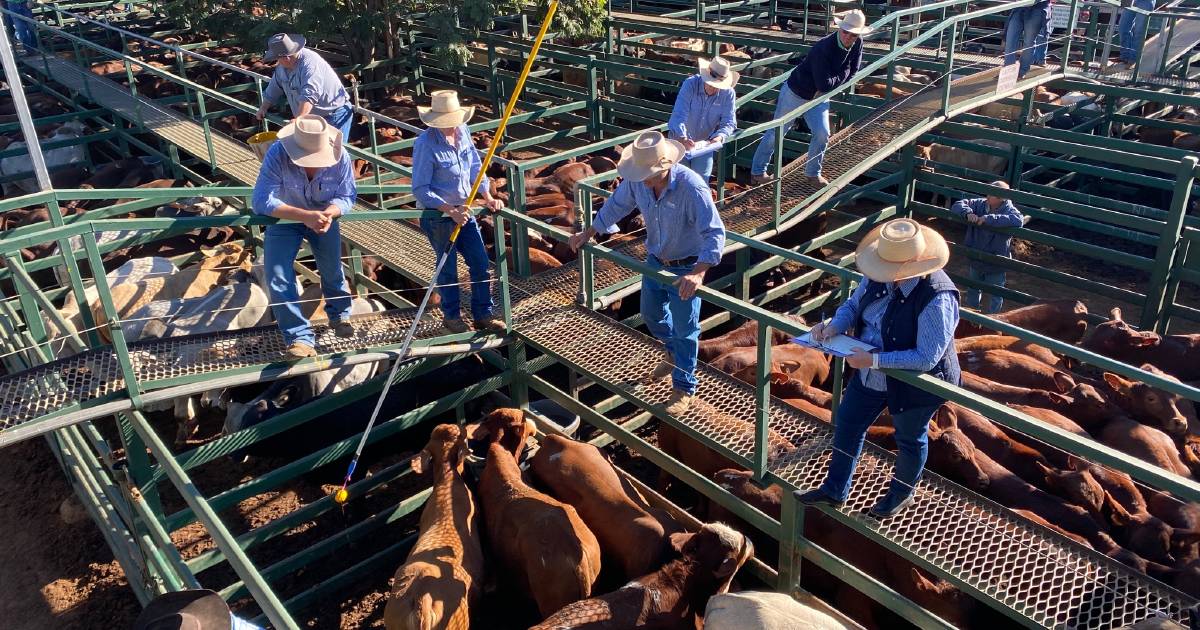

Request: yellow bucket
left=248, top=131, right=278, bottom=160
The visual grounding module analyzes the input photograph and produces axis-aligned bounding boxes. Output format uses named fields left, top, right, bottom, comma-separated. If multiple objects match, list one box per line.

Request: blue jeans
left=1004, top=6, right=1051, bottom=77
left=750, top=83, right=830, bottom=178
left=821, top=376, right=941, bottom=502
left=679, top=152, right=714, bottom=181
left=6, top=0, right=35, bottom=50
left=264, top=221, right=352, bottom=347
left=641, top=256, right=702, bottom=394
left=964, top=264, right=1006, bottom=314
left=325, top=104, right=354, bottom=141
left=1033, top=17, right=1052, bottom=64
left=1119, top=0, right=1154, bottom=63
left=419, top=216, right=494, bottom=321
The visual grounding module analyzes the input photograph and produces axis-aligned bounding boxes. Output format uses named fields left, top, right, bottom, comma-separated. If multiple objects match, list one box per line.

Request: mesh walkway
left=8, top=48, right=1196, bottom=628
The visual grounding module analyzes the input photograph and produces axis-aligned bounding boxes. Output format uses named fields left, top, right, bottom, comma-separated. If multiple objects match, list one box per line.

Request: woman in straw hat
left=255, top=33, right=354, bottom=140
left=666, top=55, right=738, bottom=181
left=252, top=114, right=357, bottom=359
left=568, top=131, right=726, bottom=416
left=797, top=219, right=960, bottom=518
left=412, top=90, right=506, bottom=334
left=750, top=9, right=873, bottom=187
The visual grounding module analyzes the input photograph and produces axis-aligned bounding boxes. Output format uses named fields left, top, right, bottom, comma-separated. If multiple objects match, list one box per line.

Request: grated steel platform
left=9, top=46, right=1197, bottom=628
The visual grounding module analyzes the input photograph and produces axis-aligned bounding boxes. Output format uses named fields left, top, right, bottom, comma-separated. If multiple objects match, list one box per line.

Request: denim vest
left=852, top=270, right=961, bottom=412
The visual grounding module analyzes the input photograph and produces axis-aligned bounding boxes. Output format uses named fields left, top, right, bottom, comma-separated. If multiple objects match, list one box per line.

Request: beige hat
left=698, top=56, right=739, bottom=90
left=418, top=90, right=475, bottom=128
left=855, top=218, right=949, bottom=282
left=835, top=9, right=874, bottom=36
left=276, top=114, right=343, bottom=168
left=618, top=131, right=686, bottom=182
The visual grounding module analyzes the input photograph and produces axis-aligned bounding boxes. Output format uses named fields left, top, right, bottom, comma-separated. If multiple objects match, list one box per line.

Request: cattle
left=769, top=372, right=832, bottom=408
left=223, top=360, right=383, bottom=435
left=857, top=80, right=913, bottom=101
left=698, top=318, right=800, bottom=363
left=915, top=140, right=1009, bottom=177
left=475, top=410, right=601, bottom=617
left=530, top=523, right=753, bottom=630
left=1005, top=404, right=1092, bottom=468
left=704, top=591, right=856, bottom=630
left=925, top=413, right=992, bottom=492
left=1011, top=508, right=1096, bottom=549
left=960, top=371, right=1071, bottom=408
left=529, top=435, right=668, bottom=581
left=1103, top=492, right=1200, bottom=566
left=939, top=404, right=1050, bottom=486
left=1101, top=367, right=1197, bottom=437
left=710, top=345, right=829, bottom=387
left=48, top=256, right=179, bottom=348
left=383, top=425, right=483, bottom=630
left=955, top=334, right=1062, bottom=367
left=1096, top=415, right=1193, bottom=478
left=0, top=120, right=88, bottom=196
left=1084, top=308, right=1200, bottom=382
left=956, top=300, right=1089, bottom=343
left=656, top=399, right=796, bottom=493
left=960, top=349, right=1076, bottom=393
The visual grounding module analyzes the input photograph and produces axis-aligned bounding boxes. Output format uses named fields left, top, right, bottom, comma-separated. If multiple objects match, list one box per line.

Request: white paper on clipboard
left=684, top=139, right=724, bottom=160
left=792, top=333, right=876, bottom=358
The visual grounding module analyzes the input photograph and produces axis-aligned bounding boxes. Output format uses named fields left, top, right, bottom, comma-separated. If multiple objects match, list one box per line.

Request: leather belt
left=656, top=255, right=698, bottom=267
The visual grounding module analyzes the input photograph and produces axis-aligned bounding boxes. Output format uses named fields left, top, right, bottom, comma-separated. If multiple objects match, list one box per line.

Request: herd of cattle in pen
left=6, top=27, right=1200, bottom=630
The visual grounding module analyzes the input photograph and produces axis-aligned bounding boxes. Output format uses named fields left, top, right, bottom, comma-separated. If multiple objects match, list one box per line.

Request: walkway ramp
left=8, top=46, right=1196, bottom=628
left=1139, top=11, right=1200, bottom=77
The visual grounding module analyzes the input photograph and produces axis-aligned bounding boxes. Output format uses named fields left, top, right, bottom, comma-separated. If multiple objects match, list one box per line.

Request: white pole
left=0, top=8, right=52, bottom=191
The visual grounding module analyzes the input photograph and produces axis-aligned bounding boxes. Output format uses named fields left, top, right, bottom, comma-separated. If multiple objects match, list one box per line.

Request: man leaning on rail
left=798, top=219, right=961, bottom=518
left=252, top=115, right=357, bottom=359
left=750, top=10, right=873, bottom=187
left=255, top=33, right=355, bottom=140
left=568, top=131, right=726, bottom=417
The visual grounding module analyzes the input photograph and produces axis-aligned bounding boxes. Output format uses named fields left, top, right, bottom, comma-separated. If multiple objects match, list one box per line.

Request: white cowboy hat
left=834, top=10, right=874, bottom=36
left=855, top=218, right=949, bottom=282
left=698, top=56, right=739, bottom=90
left=276, top=114, right=343, bottom=168
left=618, top=131, right=685, bottom=182
left=418, top=90, right=476, bottom=128
left=264, top=33, right=306, bottom=61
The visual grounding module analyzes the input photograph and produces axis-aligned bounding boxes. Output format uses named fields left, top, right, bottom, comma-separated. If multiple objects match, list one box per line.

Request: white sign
left=996, top=63, right=1019, bottom=95
left=1050, top=4, right=1077, bottom=30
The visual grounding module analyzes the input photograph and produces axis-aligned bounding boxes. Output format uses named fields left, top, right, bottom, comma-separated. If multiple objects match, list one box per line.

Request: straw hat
left=264, top=33, right=305, bottom=61
left=834, top=10, right=874, bottom=36
left=855, top=218, right=949, bottom=282
left=133, top=589, right=231, bottom=630
left=698, top=56, right=739, bottom=90
left=618, top=131, right=685, bottom=182
left=418, top=90, right=475, bottom=128
left=276, top=114, right=343, bottom=168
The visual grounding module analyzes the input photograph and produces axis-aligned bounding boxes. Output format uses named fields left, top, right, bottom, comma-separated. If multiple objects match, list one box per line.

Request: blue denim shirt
left=829, top=277, right=959, bottom=390
left=251, top=141, right=356, bottom=216
left=667, top=75, right=737, bottom=143
left=593, top=165, right=726, bottom=265
left=953, top=197, right=1023, bottom=273
left=411, top=126, right=490, bottom=209
left=262, top=49, right=350, bottom=119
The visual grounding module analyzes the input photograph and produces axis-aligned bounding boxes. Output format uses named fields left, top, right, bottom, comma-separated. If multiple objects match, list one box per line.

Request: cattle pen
left=3, top=0, right=1200, bottom=627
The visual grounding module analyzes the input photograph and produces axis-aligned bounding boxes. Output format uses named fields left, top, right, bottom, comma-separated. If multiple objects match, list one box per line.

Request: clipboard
left=684, top=139, right=724, bottom=160
left=792, top=332, right=876, bottom=358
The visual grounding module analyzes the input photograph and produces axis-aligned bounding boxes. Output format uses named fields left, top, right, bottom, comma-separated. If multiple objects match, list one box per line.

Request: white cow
left=703, top=591, right=859, bottom=630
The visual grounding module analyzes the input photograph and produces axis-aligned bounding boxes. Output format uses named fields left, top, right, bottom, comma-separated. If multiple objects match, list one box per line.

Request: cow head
left=1065, top=382, right=1122, bottom=422
left=468, top=408, right=535, bottom=461
left=669, top=522, right=754, bottom=595
left=1103, top=368, right=1195, bottom=437
left=1084, top=308, right=1161, bottom=357
left=1038, top=461, right=1104, bottom=515
left=412, top=424, right=469, bottom=475
left=223, top=379, right=309, bottom=435
left=909, top=568, right=975, bottom=627
left=1104, top=491, right=1175, bottom=565
left=927, top=412, right=989, bottom=491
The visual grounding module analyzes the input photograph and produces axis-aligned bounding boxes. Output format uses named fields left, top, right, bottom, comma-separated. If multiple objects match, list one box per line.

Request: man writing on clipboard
left=798, top=219, right=960, bottom=518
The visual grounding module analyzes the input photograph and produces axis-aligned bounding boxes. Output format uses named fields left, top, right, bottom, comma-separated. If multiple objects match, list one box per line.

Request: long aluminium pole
left=0, top=9, right=52, bottom=191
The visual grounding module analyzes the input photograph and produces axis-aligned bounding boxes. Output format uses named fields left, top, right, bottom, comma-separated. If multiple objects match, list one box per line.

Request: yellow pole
left=449, top=0, right=560, bottom=243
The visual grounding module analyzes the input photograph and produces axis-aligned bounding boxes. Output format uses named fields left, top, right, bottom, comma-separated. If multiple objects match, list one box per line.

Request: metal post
left=1158, top=13, right=1176, bottom=75
left=0, top=14, right=52, bottom=191
left=587, top=55, right=600, bottom=140
left=1060, top=0, right=1081, bottom=73
left=1099, top=2, right=1119, bottom=72
left=196, top=91, right=217, bottom=167
left=940, top=25, right=958, bottom=115
left=897, top=143, right=915, bottom=217
left=82, top=231, right=143, bottom=409
left=753, top=323, right=772, bottom=479
left=580, top=187, right=595, bottom=309
left=508, top=164, right=530, bottom=277
left=1140, top=155, right=1196, bottom=329
left=829, top=277, right=851, bottom=413
left=496, top=212, right=513, bottom=330
left=777, top=488, right=805, bottom=591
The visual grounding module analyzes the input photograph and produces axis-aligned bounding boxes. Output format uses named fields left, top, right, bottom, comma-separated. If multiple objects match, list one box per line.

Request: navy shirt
left=786, top=33, right=864, bottom=100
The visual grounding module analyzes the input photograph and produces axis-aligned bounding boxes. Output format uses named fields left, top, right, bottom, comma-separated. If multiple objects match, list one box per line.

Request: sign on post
left=996, top=63, right=1019, bottom=95
left=1050, top=4, right=1077, bottom=30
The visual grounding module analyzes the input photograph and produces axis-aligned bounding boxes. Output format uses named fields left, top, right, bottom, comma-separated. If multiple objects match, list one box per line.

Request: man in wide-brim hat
left=798, top=218, right=960, bottom=518
left=256, top=33, right=354, bottom=141
left=569, top=130, right=727, bottom=416
left=252, top=114, right=357, bottom=359
left=666, top=55, right=739, bottom=181
left=750, top=9, right=873, bottom=187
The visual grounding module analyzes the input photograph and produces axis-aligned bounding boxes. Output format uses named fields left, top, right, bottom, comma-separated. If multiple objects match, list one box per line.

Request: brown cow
left=530, top=523, right=753, bottom=630
left=1096, top=415, right=1192, bottom=478
left=955, top=334, right=1062, bottom=367
left=476, top=441, right=601, bottom=618
left=960, top=371, right=1072, bottom=409
left=768, top=372, right=832, bottom=408
left=956, top=300, right=1089, bottom=343
left=1011, top=508, right=1095, bottom=549
left=656, top=399, right=796, bottom=493
left=1083, top=307, right=1200, bottom=381
left=530, top=435, right=668, bottom=581
left=1101, top=366, right=1198, bottom=437
left=384, top=425, right=483, bottom=630
left=939, top=403, right=1050, bottom=486
left=960, top=349, right=1076, bottom=393
left=710, top=345, right=829, bottom=387
left=698, top=318, right=799, bottom=362
left=1103, top=492, right=1200, bottom=566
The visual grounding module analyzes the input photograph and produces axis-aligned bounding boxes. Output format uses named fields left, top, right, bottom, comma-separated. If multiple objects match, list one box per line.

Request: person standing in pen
left=255, top=33, right=355, bottom=141
left=568, top=131, right=726, bottom=416
left=797, top=219, right=960, bottom=518
left=667, top=55, right=738, bottom=181
left=953, top=181, right=1023, bottom=314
